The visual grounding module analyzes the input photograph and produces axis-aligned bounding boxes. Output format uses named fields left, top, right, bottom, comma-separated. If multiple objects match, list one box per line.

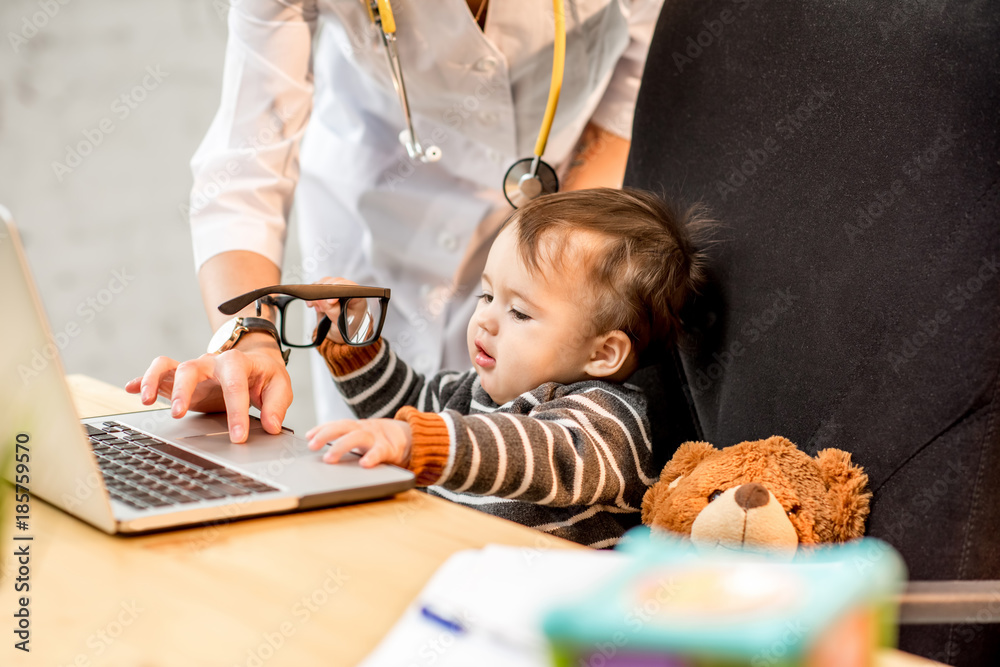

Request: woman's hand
left=306, top=276, right=371, bottom=344
left=125, top=332, right=292, bottom=443
left=306, top=418, right=412, bottom=469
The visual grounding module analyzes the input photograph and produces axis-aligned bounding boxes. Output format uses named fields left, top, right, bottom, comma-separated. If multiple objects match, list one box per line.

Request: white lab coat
left=189, top=0, right=662, bottom=422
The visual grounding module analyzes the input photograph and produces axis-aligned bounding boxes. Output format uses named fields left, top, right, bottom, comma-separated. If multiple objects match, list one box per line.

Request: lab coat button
left=474, top=56, right=498, bottom=72
left=438, top=231, right=459, bottom=252
left=486, top=149, right=501, bottom=163
left=478, top=111, right=497, bottom=125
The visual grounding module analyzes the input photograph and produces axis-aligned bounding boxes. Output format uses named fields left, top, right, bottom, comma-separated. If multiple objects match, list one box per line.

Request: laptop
left=0, top=206, right=414, bottom=534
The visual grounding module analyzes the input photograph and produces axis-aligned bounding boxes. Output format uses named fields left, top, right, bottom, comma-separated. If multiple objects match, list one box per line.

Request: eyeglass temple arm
left=218, top=284, right=391, bottom=316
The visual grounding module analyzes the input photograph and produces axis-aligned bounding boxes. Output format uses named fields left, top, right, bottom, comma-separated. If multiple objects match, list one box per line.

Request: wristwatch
left=207, top=316, right=291, bottom=364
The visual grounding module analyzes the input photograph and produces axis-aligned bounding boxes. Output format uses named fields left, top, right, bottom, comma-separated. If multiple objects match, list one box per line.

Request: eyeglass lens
left=340, top=297, right=384, bottom=345
left=278, top=297, right=384, bottom=347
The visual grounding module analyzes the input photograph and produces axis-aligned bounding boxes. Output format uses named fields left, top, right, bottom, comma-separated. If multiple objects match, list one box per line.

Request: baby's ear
left=815, top=448, right=872, bottom=540
left=583, top=330, right=633, bottom=379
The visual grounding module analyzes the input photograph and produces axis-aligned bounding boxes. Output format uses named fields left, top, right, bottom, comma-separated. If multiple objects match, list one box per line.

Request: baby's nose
left=476, top=311, right=498, bottom=334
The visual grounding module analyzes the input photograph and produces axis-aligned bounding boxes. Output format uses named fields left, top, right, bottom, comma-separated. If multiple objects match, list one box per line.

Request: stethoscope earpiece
left=503, top=158, right=559, bottom=209
left=398, top=129, right=441, bottom=163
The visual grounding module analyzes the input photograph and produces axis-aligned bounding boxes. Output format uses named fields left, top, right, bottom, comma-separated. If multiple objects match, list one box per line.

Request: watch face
left=208, top=317, right=240, bottom=353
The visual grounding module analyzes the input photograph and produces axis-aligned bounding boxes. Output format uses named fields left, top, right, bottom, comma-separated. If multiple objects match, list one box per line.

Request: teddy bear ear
left=663, top=441, right=718, bottom=481
left=815, top=448, right=872, bottom=541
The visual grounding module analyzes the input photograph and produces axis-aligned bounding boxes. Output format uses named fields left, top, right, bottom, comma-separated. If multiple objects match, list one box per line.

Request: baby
left=306, top=188, right=708, bottom=547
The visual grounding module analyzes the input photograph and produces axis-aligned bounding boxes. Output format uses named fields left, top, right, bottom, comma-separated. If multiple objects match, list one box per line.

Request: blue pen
left=420, top=605, right=466, bottom=634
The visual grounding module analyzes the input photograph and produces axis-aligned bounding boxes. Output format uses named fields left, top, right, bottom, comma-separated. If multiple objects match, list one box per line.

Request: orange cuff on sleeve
left=395, top=406, right=450, bottom=486
left=317, top=337, right=383, bottom=377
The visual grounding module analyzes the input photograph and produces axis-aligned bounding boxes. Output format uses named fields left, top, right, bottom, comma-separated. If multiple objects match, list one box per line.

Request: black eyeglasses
left=219, top=284, right=391, bottom=348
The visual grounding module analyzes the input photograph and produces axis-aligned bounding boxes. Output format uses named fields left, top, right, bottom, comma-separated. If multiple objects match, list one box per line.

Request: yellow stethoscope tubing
left=367, top=0, right=566, bottom=170
left=533, top=0, right=566, bottom=160
left=375, top=0, right=396, bottom=34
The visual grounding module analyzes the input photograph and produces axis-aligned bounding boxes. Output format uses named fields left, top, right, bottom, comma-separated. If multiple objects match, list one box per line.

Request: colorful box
left=543, top=529, right=906, bottom=667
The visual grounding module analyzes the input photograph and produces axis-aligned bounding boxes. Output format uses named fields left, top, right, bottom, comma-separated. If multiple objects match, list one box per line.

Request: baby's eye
left=477, top=293, right=493, bottom=304
left=509, top=309, right=531, bottom=322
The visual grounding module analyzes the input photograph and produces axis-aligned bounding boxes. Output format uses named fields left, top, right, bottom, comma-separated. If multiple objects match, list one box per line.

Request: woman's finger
left=170, top=356, right=216, bottom=417
left=258, top=371, right=293, bottom=434
left=140, top=356, right=180, bottom=405
left=213, top=351, right=253, bottom=443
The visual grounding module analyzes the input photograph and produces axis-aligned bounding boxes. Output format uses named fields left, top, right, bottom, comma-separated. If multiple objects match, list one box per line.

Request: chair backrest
left=625, top=3, right=999, bottom=664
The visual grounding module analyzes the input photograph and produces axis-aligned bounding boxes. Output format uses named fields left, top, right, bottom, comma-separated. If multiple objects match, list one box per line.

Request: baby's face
left=466, top=224, right=606, bottom=405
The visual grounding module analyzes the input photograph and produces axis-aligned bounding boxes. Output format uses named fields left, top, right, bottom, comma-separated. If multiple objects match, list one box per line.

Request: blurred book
left=360, top=544, right=627, bottom=667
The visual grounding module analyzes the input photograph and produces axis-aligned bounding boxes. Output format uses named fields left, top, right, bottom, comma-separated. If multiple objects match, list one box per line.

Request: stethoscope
left=365, top=0, right=566, bottom=208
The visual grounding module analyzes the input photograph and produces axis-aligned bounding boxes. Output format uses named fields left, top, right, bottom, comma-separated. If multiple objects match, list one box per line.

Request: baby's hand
left=306, top=277, right=370, bottom=344
left=306, top=418, right=412, bottom=469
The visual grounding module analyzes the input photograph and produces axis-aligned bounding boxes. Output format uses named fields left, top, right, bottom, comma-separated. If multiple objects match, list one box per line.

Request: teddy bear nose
left=734, top=482, right=770, bottom=510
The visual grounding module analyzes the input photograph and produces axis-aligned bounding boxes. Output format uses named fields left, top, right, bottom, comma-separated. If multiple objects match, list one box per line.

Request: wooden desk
left=0, top=376, right=943, bottom=667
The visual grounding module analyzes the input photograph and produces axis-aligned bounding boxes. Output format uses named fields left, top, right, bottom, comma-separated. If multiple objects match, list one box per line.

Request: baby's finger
left=306, top=420, right=361, bottom=450
left=322, top=430, right=375, bottom=464
left=359, top=444, right=392, bottom=468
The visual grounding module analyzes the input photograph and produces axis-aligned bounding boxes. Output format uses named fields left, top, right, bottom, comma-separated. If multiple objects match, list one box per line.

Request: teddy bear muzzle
left=689, top=482, right=799, bottom=560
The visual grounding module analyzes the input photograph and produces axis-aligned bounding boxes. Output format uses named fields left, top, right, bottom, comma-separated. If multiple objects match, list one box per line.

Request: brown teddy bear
left=640, top=436, right=871, bottom=558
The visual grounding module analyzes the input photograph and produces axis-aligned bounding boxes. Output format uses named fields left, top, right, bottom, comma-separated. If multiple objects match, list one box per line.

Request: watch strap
left=239, top=317, right=290, bottom=364
left=212, top=316, right=290, bottom=365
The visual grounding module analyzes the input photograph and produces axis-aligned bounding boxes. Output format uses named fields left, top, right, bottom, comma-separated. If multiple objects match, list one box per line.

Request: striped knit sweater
left=318, top=338, right=658, bottom=548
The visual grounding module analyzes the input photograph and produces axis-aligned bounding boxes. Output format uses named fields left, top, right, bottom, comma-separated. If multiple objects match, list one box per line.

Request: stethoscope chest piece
left=503, top=157, right=559, bottom=209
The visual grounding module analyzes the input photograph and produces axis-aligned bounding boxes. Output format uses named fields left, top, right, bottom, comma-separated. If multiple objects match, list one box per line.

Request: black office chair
left=625, top=2, right=1000, bottom=664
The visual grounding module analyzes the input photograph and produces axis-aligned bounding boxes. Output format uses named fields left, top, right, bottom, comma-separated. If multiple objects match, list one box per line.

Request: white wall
left=1, top=0, right=317, bottom=432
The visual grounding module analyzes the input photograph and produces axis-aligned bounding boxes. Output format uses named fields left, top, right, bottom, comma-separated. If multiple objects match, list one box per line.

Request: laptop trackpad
left=180, top=429, right=311, bottom=465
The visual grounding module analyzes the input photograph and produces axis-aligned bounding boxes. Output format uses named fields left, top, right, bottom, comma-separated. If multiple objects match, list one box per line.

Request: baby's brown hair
left=508, top=188, right=709, bottom=360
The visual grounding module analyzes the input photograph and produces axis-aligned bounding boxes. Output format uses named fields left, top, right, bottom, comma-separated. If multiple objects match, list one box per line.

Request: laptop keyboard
left=84, top=421, right=280, bottom=511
